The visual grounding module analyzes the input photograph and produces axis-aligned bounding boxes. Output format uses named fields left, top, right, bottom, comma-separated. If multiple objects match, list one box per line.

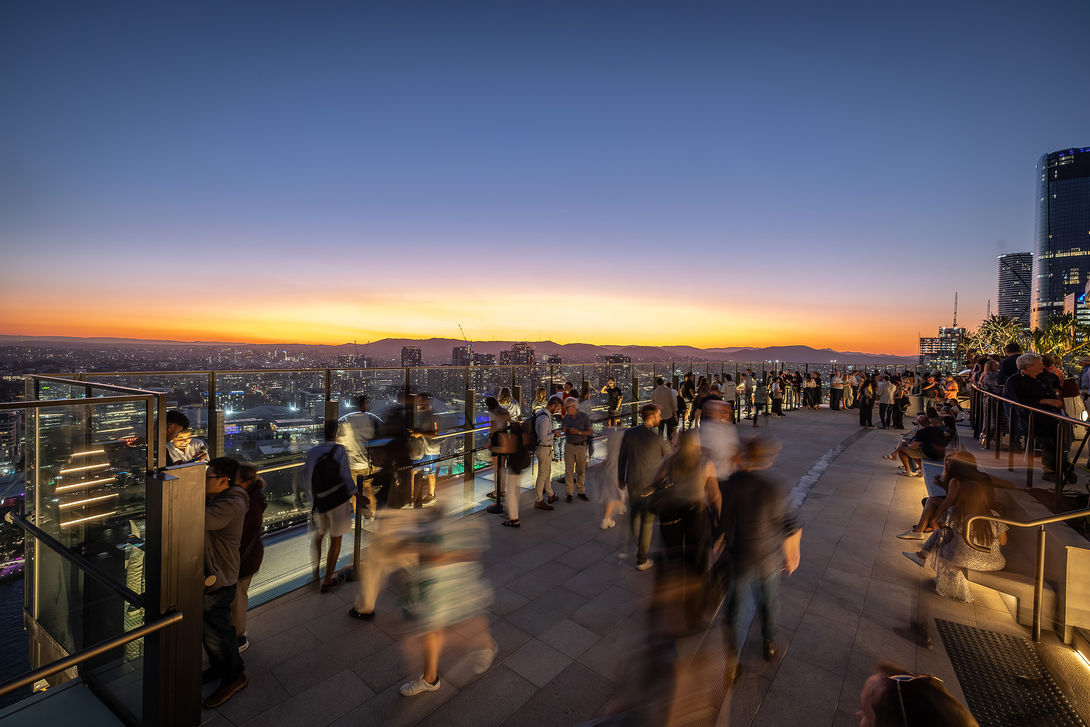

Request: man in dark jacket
left=717, top=435, right=801, bottom=682
left=1004, top=352, right=1073, bottom=483
left=618, top=404, right=671, bottom=571
left=203, top=456, right=250, bottom=708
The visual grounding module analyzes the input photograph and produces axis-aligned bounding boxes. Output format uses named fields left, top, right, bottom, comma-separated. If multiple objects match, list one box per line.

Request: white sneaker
left=636, top=559, right=654, bottom=571
left=400, top=675, right=441, bottom=696
left=600, top=518, right=616, bottom=529
left=471, top=639, right=500, bottom=675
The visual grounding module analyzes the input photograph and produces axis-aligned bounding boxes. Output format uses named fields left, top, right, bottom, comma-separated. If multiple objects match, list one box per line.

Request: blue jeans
left=724, top=568, right=779, bottom=656
left=204, top=584, right=244, bottom=683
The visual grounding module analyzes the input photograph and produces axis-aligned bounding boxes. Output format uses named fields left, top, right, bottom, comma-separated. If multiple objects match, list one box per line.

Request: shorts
left=314, top=501, right=353, bottom=537
left=413, top=453, right=439, bottom=475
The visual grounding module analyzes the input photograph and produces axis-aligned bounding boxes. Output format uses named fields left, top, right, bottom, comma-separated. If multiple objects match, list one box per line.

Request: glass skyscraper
left=997, top=252, right=1032, bottom=328
left=1033, top=148, right=1090, bottom=328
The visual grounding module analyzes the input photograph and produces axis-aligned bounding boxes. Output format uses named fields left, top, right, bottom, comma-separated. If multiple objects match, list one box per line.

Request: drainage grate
left=935, top=619, right=1086, bottom=727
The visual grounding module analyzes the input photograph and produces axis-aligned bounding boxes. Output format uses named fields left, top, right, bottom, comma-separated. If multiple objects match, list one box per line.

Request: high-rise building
left=997, top=252, right=1033, bottom=328
left=499, top=342, right=535, bottom=366
left=542, top=354, right=562, bottom=365
left=452, top=346, right=472, bottom=366
left=1032, top=147, right=1090, bottom=328
left=472, top=353, right=495, bottom=366
left=918, top=326, right=964, bottom=372
left=401, top=346, right=422, bottom=367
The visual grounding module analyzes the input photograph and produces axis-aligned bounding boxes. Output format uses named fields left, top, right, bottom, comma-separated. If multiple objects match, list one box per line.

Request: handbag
left=642, top=474, right=675, bottom=516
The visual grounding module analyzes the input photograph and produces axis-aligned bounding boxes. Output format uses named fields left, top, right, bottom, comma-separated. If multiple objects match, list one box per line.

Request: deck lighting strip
left=60, top=511, right=116, bottom=527
left=59, top=463, right=109, bottom=474
left=71, top=450, right=106, bottom=457
left=59, top=493, right=119, bottom=509
left=55, top=477, right=115, bottom=492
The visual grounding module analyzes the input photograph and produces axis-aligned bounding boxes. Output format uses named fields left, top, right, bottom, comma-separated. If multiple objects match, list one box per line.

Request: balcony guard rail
left=0, top=611, right=183, bottom=698
left=969, top=383, right=1090, bottom=497
left=5, top=512, right=144, bottom=607
left=964, top=507, right=1090, bottom=643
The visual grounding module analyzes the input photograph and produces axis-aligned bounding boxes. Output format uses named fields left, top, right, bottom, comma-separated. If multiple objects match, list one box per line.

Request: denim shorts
left=413, top=453, right=439, bottom=475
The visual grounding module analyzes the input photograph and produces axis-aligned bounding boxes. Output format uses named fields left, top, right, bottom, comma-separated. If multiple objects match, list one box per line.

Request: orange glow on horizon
left=1, top=286, right=922, bottom=356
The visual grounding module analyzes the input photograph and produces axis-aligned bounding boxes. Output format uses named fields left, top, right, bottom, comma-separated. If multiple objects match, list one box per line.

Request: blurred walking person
left=717, top=436, right=801, bottom=684
left=619, top=404, right=671, bottom=571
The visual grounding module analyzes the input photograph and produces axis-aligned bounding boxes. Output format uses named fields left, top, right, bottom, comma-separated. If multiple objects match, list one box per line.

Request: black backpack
left=312, top=445, right=350, bottom=513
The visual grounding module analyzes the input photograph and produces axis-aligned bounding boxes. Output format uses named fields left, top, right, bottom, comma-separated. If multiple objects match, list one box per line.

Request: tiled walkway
left=200, top=410, right=1038, bottom=727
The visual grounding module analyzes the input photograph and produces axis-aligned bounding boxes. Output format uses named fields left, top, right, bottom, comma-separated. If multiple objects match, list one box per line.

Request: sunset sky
left=3, top=1, right=1089, bottom=356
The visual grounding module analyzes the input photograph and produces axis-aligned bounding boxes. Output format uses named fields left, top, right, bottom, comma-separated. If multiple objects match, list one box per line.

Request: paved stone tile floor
left=200, top=409, right=1062, bottom=727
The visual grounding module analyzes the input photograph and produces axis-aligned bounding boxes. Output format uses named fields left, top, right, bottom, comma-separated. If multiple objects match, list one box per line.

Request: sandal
left=502, top=519, right=520, bottom=528
left=320, top=572, right=347, bottom=593
left=486, top=490, right=497, bottom=499
left=883, top=454, right=895, bottom=460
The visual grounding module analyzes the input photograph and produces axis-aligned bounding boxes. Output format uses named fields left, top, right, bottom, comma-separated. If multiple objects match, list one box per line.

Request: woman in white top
left=498, top=387, right=521, bottom=419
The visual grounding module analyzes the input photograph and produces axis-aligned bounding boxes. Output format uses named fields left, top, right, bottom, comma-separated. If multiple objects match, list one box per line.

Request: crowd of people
left=189, top=365, right=987, bottom=725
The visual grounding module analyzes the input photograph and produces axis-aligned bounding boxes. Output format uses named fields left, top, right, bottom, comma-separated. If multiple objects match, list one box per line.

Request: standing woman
left=803, top=374, right=817, bottom=410
left=485, top=397, right=514, bottom=520
left=857, top=374, right=876, bottom=428
left=770, top=377, right=784, bottom=417
left=650, top=430, right=720, bottom=628
left=232, top=463, right=267, bottom=653
left=531, top=386, right=548, bottom=414
left=578, top=382, right=595, bottom=457
left=498, top=387, right=521, bottom=420
left=721, top=375, right=738, bottom=421
left=812, top=373, right=823, bottom=409
left=891, top=376, right=907, bottom=430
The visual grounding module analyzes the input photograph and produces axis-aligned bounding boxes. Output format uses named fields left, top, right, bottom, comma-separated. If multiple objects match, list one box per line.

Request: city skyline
left=3, top=2, right=1090, bottom=356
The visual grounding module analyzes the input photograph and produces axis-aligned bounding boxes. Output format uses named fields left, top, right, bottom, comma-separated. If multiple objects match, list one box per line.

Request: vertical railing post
left=464, top=389, right=476, bottom=483
left=1033, top=525, right=1046, bottom=643
left=631, top=375, right=639, bottom=427
left=1026, top=414, right=1036, bottom=489
left=404, top=367, right=411, bottom=400
left=1007, top=399, right=1015, bottom=472
left=208, top=371, right=225, bottom=459
left=143, top=465, right=206, bottom=727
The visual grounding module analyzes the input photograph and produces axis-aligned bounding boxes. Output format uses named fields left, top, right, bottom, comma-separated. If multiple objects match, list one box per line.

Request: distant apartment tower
left=997, top=252, right=1033, bottom=328
left=499, top=342, right=535, bottom=366
left=452, top=346, right=472, bottom=366
left=1032, top=147, right=1090, bottom=328
left=473, top=353, right=495, bottom=366
left=542, top=354, right=562, bottom=365
left=401, top=346, right=422, bottom=367
left=918, top=326, right=964, bottom=372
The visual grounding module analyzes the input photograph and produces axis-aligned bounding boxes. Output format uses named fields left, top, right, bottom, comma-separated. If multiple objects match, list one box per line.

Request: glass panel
left=24, top=401, right=149, bottom=640
left=217, top=370, right=325, bottom=471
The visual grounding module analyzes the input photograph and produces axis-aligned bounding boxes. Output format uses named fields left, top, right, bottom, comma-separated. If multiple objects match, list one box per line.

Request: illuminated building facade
left=997, top=252, right=1033, bottom=328
left=1033, top=148, right=1090, bottom=328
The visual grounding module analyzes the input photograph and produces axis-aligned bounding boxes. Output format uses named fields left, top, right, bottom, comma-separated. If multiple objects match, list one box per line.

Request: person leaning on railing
left=1002, top=352, right=1076, bottom=485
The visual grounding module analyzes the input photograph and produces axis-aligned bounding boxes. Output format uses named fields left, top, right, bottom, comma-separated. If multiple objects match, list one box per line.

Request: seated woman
left=902, top=452, right=1007, bottom=602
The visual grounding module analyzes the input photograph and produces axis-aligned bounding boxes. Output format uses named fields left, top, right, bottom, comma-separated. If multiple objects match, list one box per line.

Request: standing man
left=202, top=457, right=250, bottom=708
left=304, top=421, right=357, bottom=593
left=829, top=371, right=844, bottom=411
left=718, top=436, right=801, bottom=682
left=652, top=377, right=678, bottom=440
left=681, top=373, right=697, bottom=429
left=618, top=404, right=671, bottom=571
left=533, top=396, right=564, bottom=511
left=1005, top=353, right=1074, bottom=484
left=876, top=375, right=896, bottom=429
left=338, top=394, right=382, bottom=519
left=561, top=397, right=592, bottom=503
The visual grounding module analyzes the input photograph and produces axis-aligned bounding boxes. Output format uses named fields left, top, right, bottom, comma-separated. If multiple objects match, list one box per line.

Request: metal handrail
left=970, top=383, right=1089, bottom=428
left=4, top=512, right=144, bottom=608
left=963, top=506, right=1090, bottom=642
left=0, top=393, right=158, bottom=411
left=30, top=374, right=161, bottom=397
left=0, top=610, right=182, bottom=697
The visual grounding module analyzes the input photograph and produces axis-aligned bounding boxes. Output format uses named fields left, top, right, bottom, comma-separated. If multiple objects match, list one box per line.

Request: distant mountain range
left=0, top=334, right=916, bottom=365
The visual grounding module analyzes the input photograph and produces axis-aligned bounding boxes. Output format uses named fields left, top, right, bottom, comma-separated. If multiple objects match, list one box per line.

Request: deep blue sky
left=2, top=1, right=1088, bottom=352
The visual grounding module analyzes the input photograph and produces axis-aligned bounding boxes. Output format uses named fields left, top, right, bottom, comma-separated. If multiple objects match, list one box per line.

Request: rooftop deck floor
left=200, top=409, right=1090, bottom=727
